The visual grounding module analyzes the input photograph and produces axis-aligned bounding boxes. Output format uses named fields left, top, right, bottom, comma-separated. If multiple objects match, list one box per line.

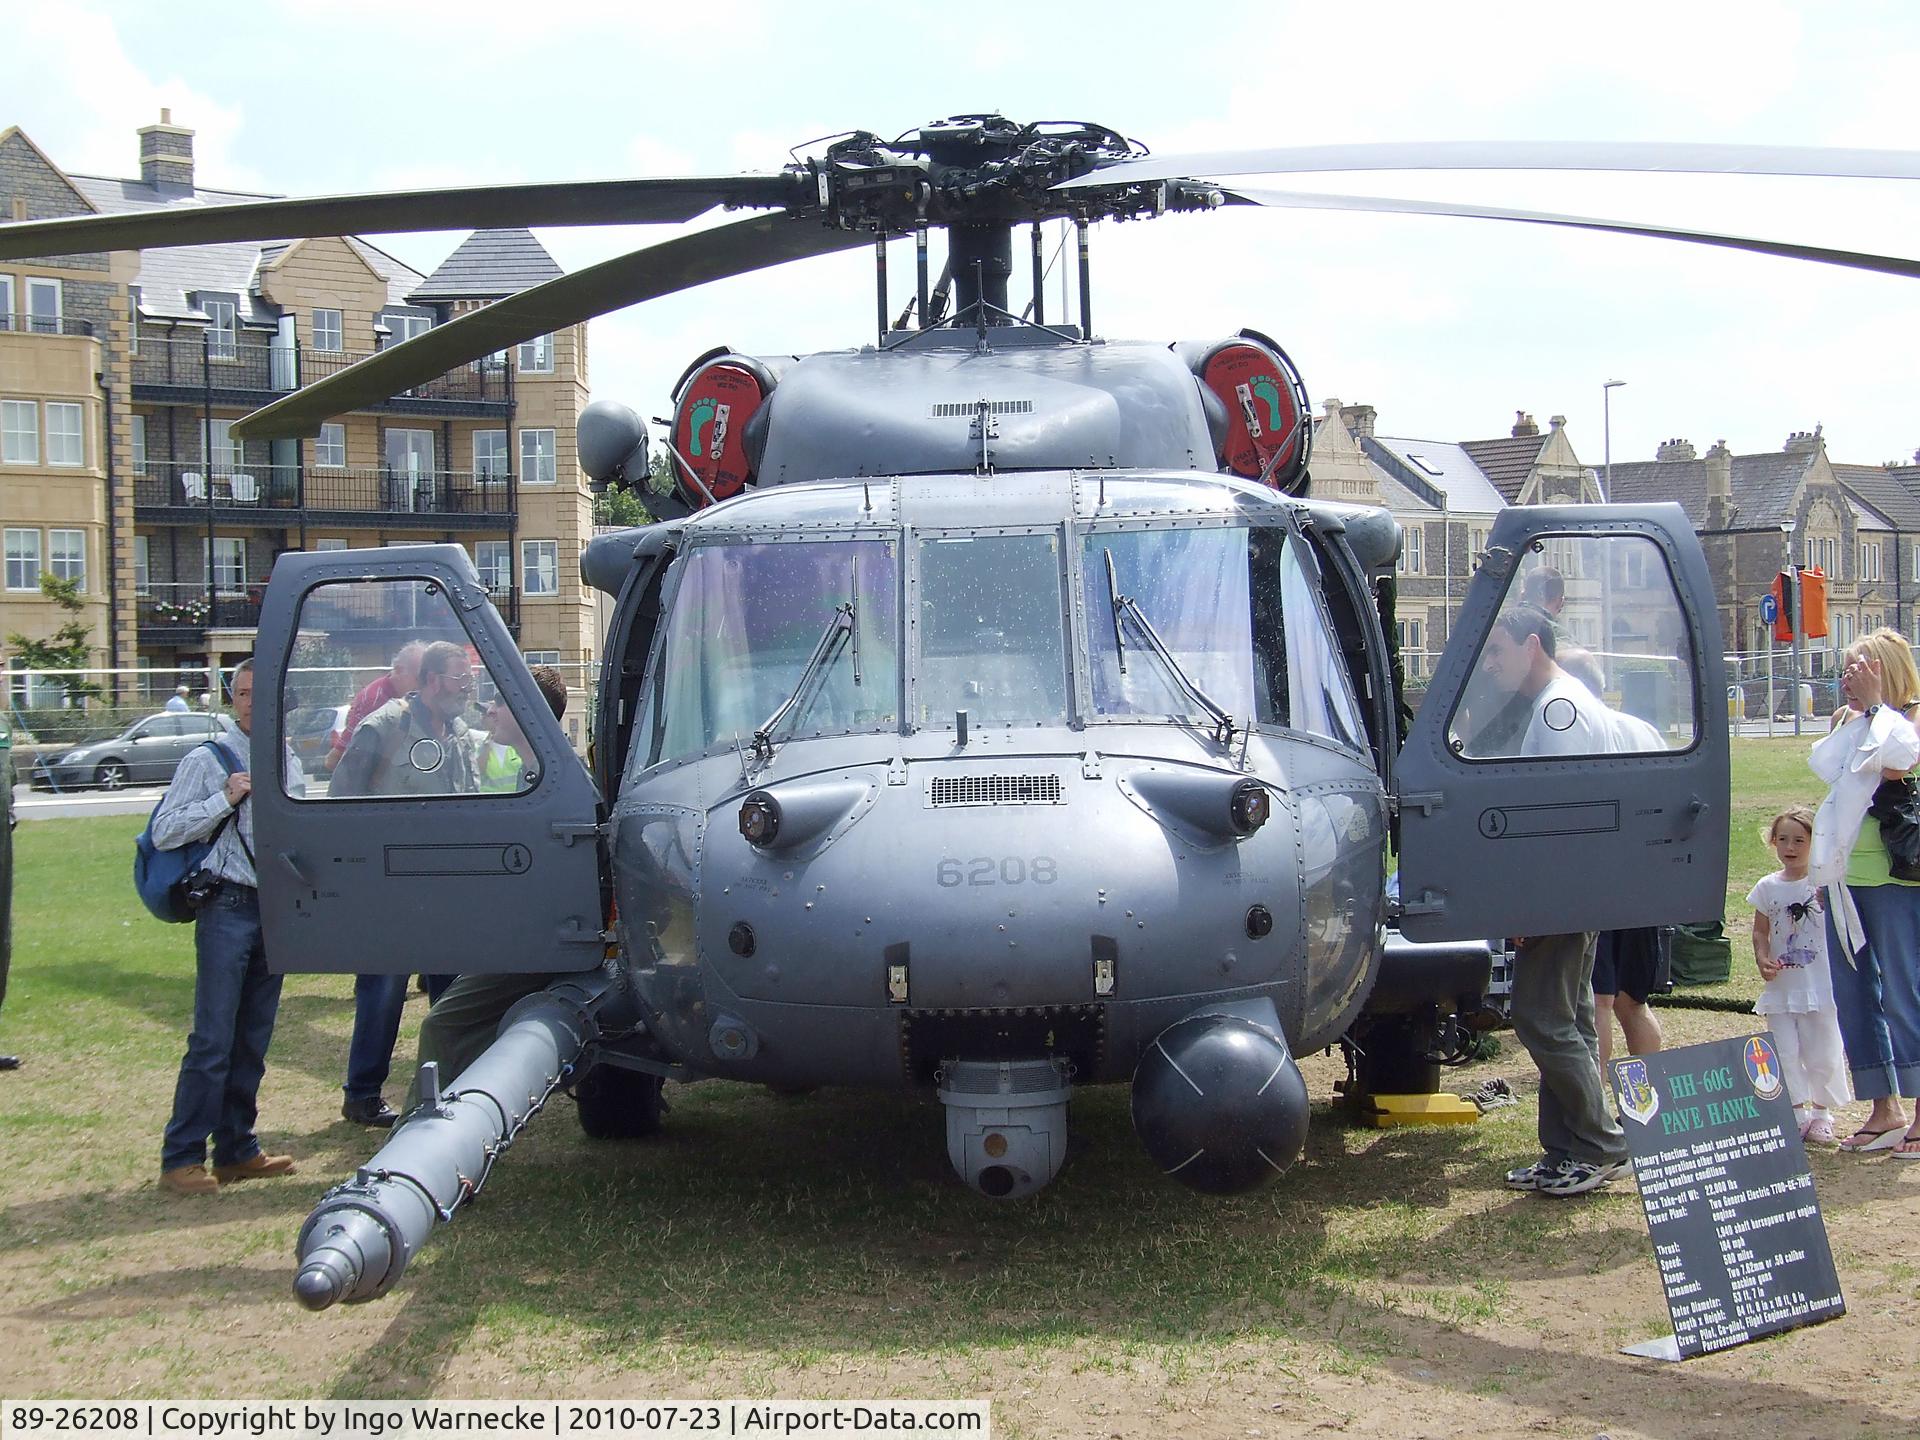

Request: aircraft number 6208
left=936, top=856, right=1059, bottom=887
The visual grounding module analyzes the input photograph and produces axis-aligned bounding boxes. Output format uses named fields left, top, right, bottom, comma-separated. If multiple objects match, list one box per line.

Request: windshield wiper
left=753, top=602, right=855, bottom=759
left=1103, top=549, right=1237, bottom=745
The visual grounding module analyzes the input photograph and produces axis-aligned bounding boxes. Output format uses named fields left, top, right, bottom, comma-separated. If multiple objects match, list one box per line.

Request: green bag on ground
left=1669, top=921, right=1733, bottom=986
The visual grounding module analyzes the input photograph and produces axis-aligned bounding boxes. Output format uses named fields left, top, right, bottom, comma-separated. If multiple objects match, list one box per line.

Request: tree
left=5, top=574, right=100, bottom=705
left=590, top=452, right=680, bottom=527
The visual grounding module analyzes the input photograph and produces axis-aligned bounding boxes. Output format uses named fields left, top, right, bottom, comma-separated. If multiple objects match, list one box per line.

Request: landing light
left=739, top=792, right=781, bottom=846
left=1229, top=780, right=1270, bottom=836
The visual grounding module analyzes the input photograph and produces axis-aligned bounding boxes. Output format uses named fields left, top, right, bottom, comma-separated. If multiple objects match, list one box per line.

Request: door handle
left=1678, top=795, right=1707, bottom=838
left=279, top=851, right=314, bottom=887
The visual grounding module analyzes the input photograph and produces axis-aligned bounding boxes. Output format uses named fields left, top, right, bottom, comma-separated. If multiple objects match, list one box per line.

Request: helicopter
left=14, top=113, right=1914, bottom=1311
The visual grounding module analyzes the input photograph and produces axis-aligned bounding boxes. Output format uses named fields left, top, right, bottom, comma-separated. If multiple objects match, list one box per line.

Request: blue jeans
left=345, top=974, right=407, bottom=1103
left=1827, top=885, right=1920, bottom=1100
left=162, top=886, right=282, bottom=1171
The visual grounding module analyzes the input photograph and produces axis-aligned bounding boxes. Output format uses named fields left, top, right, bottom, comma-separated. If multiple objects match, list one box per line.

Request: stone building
left=1, top=114, right=599, bottom=718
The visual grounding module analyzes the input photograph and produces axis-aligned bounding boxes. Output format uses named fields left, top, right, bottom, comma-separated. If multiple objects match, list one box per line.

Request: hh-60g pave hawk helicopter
left=15, top=115, right=1920, bottom=1309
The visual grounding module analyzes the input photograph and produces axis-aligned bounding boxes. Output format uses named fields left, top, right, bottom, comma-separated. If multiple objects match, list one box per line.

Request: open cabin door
left=252, top=545, right=604, bottom=974
left=1394, top=504, right=1729, bottom=942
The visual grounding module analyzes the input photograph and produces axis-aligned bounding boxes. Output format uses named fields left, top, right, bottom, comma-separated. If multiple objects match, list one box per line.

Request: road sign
left=1760, top=592, right=1778, bottom=626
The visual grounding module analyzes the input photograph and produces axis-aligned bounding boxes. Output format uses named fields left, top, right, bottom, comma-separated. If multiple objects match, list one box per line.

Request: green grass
left=0, top=739, right=1860, bottom=1404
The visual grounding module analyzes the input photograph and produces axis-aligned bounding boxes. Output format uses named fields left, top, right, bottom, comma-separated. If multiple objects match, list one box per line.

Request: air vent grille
left=929, top=774, right=1063, bottom=807
left=930, top=399, right=1035, bottom=417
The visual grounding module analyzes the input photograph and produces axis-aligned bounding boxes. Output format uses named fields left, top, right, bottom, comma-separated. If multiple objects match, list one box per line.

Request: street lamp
left=1601, top=379, right=1626, bottom=501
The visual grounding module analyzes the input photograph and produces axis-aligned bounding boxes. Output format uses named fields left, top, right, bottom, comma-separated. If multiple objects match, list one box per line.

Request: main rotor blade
left=0, top=175, right=798, bottom=261
left=232, top=212, right=866, bottom=439
left=1058, top=140, right=1920, bottom=190
left=1224, top=187, right=1920, bottom=280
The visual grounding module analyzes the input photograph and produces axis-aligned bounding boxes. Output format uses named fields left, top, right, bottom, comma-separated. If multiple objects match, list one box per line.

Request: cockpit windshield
left=1083, top=524, right=1365, bottom=748
left=636, top=538, right=900, bottom=768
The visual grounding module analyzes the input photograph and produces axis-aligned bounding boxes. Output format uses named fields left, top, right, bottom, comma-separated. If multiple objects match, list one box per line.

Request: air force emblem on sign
left=1615, top=1058, right=1660, bottom=1125
left=1745, top=1035, right=1784, bottom=1100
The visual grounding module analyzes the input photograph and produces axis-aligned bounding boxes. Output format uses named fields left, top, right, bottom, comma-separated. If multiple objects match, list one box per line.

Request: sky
left=10, top=0, right=1920, bottom=474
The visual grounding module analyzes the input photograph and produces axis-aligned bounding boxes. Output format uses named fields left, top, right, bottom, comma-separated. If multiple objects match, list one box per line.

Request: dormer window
left=204, top=298, right=236, bottom=359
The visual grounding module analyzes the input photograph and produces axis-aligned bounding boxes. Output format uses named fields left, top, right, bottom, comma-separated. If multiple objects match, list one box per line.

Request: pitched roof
left=1833, top=463, right=1920, bottom=531
left=1459, top=433, right=1548, bottom=502
left=1366, top=436, right=1507, bottom=514
left=408, top=228, right=562, bottom=302
left=1606, top=449, right=1813, bottom=527
left=63, top=172, right=424, bottom=324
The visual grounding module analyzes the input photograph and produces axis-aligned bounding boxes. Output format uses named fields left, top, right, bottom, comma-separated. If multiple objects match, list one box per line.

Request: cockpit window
left=636, top=538, right=900, bottom=769
left=1083, top=526, right=1289, bottom=728
left=1083, top=524, right=1364, bottom=749
left=915, top=533, right=1069, bottom=727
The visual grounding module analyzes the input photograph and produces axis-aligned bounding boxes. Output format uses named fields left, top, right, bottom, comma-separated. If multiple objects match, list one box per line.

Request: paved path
left=11, top=782, right=164, bottom=820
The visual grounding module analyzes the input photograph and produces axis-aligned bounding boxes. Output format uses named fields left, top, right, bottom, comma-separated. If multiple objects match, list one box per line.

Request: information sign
left=1760, top=592, right=1778, bottom=626
left=1611, top=1034, right=1844, bottom=1359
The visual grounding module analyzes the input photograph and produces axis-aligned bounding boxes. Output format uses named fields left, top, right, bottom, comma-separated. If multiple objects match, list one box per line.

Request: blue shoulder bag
left=134, top=741, right=244, bottom=923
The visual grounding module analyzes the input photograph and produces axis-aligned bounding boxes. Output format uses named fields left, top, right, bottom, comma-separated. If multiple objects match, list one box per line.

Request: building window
left=5, top=529, right=41, bottom=591
left=520, top=428, right=557, bottom=485
left=201, top=419, right=239, bottom=472
left=522, top=539, right=558, bottom=595
left=517, top=334, right=554, bottom=373
left=1469, top=526, right=1488, bottom=559
left=315, top=423, right=346, bottom=467
left=0, top=274, right=12, bottom=327
left=131, top=414, right=147, bottom=474
left=1861, top=541, right=1882, bottom=583
left=134, top=534, right=150, bottom=594
left=25, top=276, right=61, bottom=334
left=48, top=528, right=85, bottom=589
left=312, top=308, right=343, bottom=352
left=475, top=429, right=509, bottom=479
left=45, top=402, right=83, bottom=467
left=1397, top=618, right=1425, bottom=676
left=313, top=538, right=348, bottom=552
left=206, top=536, right=246, bottom=590
left=523, top=650, right=559, bottom=666
left=204, top=299, right=237, bottom=359
left=128, top=291, right=139, bottom=354
left=383, top=312, right=431, bottom=347
left=1398, top=523, right=1423, bottom=575
left=1, top=400, right=36, bottom=464
left=475, top=540, right=512, bottom=592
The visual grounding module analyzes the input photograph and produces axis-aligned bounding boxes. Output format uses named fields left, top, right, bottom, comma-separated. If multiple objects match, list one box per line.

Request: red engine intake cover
left=1202, top=341, right=1304, bottom=488
left=672, top=361, right=766, bottom=505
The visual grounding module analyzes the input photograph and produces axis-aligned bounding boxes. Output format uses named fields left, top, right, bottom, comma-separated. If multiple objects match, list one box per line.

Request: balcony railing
left=134, top=461, right=514, bottom=519
left=130, top=334, right=511, bottom=405
left=0, top=313, right=97, bottom=337
left=136, top=583, right=264, bottom=638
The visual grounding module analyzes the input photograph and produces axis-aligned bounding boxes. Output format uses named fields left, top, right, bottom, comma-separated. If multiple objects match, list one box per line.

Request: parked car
left=287, top=703, right=349, bottom=778
left=29, top=711, right=235, bottom=791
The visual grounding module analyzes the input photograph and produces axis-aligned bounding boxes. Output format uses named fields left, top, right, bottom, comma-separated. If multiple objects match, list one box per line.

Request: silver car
left=29, top=711, right=235, bottom=791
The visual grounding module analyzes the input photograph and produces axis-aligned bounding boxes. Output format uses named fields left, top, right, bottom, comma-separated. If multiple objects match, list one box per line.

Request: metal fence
left=130, top=335, right=511, bottom=405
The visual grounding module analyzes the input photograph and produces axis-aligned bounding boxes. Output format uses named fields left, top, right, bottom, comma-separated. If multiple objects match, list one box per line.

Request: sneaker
left=1466, top=1078, right=1519, bottom=1112
left=1537, top=1158, right=1627, bottom=1197
left=159, top=1164, right=220, bottom=1196
left=341, top=1097, right=399, bottom=1127
left=1504, top=1158, right=1557, bottom=1190
left=212, top=1152, right=297, bottom=1183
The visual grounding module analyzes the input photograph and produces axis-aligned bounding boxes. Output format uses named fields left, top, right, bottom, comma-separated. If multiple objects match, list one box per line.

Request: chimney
left=1784, top=425, right=1822, bottom=457
left=1339, top=402, right=1376, bottom=438
left=1511, top=411, right=1539, bottom=437
left=1655, top=437, right=1697, bottom=462
left=1548, top=415, right=1566, bottom=432
left=1705, top=439, right=1732, bottom=529
left=137, top=109, right=194, bottom=190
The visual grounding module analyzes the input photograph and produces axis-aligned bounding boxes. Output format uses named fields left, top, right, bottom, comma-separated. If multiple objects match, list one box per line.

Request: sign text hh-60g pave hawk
left=15, top=116, right=1920, bottom=1308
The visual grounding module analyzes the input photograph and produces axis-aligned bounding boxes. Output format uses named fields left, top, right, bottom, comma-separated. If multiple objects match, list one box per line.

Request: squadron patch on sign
left=1744, top=1034, right=1784, bottom=1100
left=1614, top=1058, right=1660, bottom=1125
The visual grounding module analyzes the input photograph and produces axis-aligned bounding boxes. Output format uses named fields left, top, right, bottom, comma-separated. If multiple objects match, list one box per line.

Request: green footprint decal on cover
left=690, top=397, right=719, bottom=459
left=1250, top=375, right=1283, bottom=431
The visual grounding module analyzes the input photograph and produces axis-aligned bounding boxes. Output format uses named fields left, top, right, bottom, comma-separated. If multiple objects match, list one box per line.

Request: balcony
left=137, top=578, right=521, bottom=646
left=0, top=313, right=97, bottom=336
left=134, top=461, right=514, bottom=529
left=130, top=335, right=511, bottom=414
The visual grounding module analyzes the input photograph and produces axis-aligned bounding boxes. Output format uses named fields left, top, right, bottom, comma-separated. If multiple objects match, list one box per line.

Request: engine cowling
left=1185, top=330, right=1311, bottom=495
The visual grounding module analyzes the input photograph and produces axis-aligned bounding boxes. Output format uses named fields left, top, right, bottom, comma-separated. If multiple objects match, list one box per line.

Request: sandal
left=1840, top=1125, right=1907, bottom=1152
left=1894, top=1128, right=1920, bottom=1160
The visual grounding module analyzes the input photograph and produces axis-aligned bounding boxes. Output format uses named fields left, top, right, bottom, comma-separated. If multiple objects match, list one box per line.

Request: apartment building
left=1, top=114, right=598, bottom=707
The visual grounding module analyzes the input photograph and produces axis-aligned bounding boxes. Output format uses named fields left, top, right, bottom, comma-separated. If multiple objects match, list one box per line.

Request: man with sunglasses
left=330, top=640, right=482, bottom=1122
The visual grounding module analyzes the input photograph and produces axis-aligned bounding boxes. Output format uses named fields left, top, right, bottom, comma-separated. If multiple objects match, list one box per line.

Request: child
left=1747, top=806, right=1854, bottom=1143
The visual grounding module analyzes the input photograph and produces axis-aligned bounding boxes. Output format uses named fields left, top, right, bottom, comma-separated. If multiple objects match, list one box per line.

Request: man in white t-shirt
left=1479, top=605, right=1641, bottom=1196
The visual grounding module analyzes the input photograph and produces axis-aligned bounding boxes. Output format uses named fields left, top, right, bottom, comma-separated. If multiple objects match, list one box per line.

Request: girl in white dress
left=1748, top=806, right=1854, bottom=1144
